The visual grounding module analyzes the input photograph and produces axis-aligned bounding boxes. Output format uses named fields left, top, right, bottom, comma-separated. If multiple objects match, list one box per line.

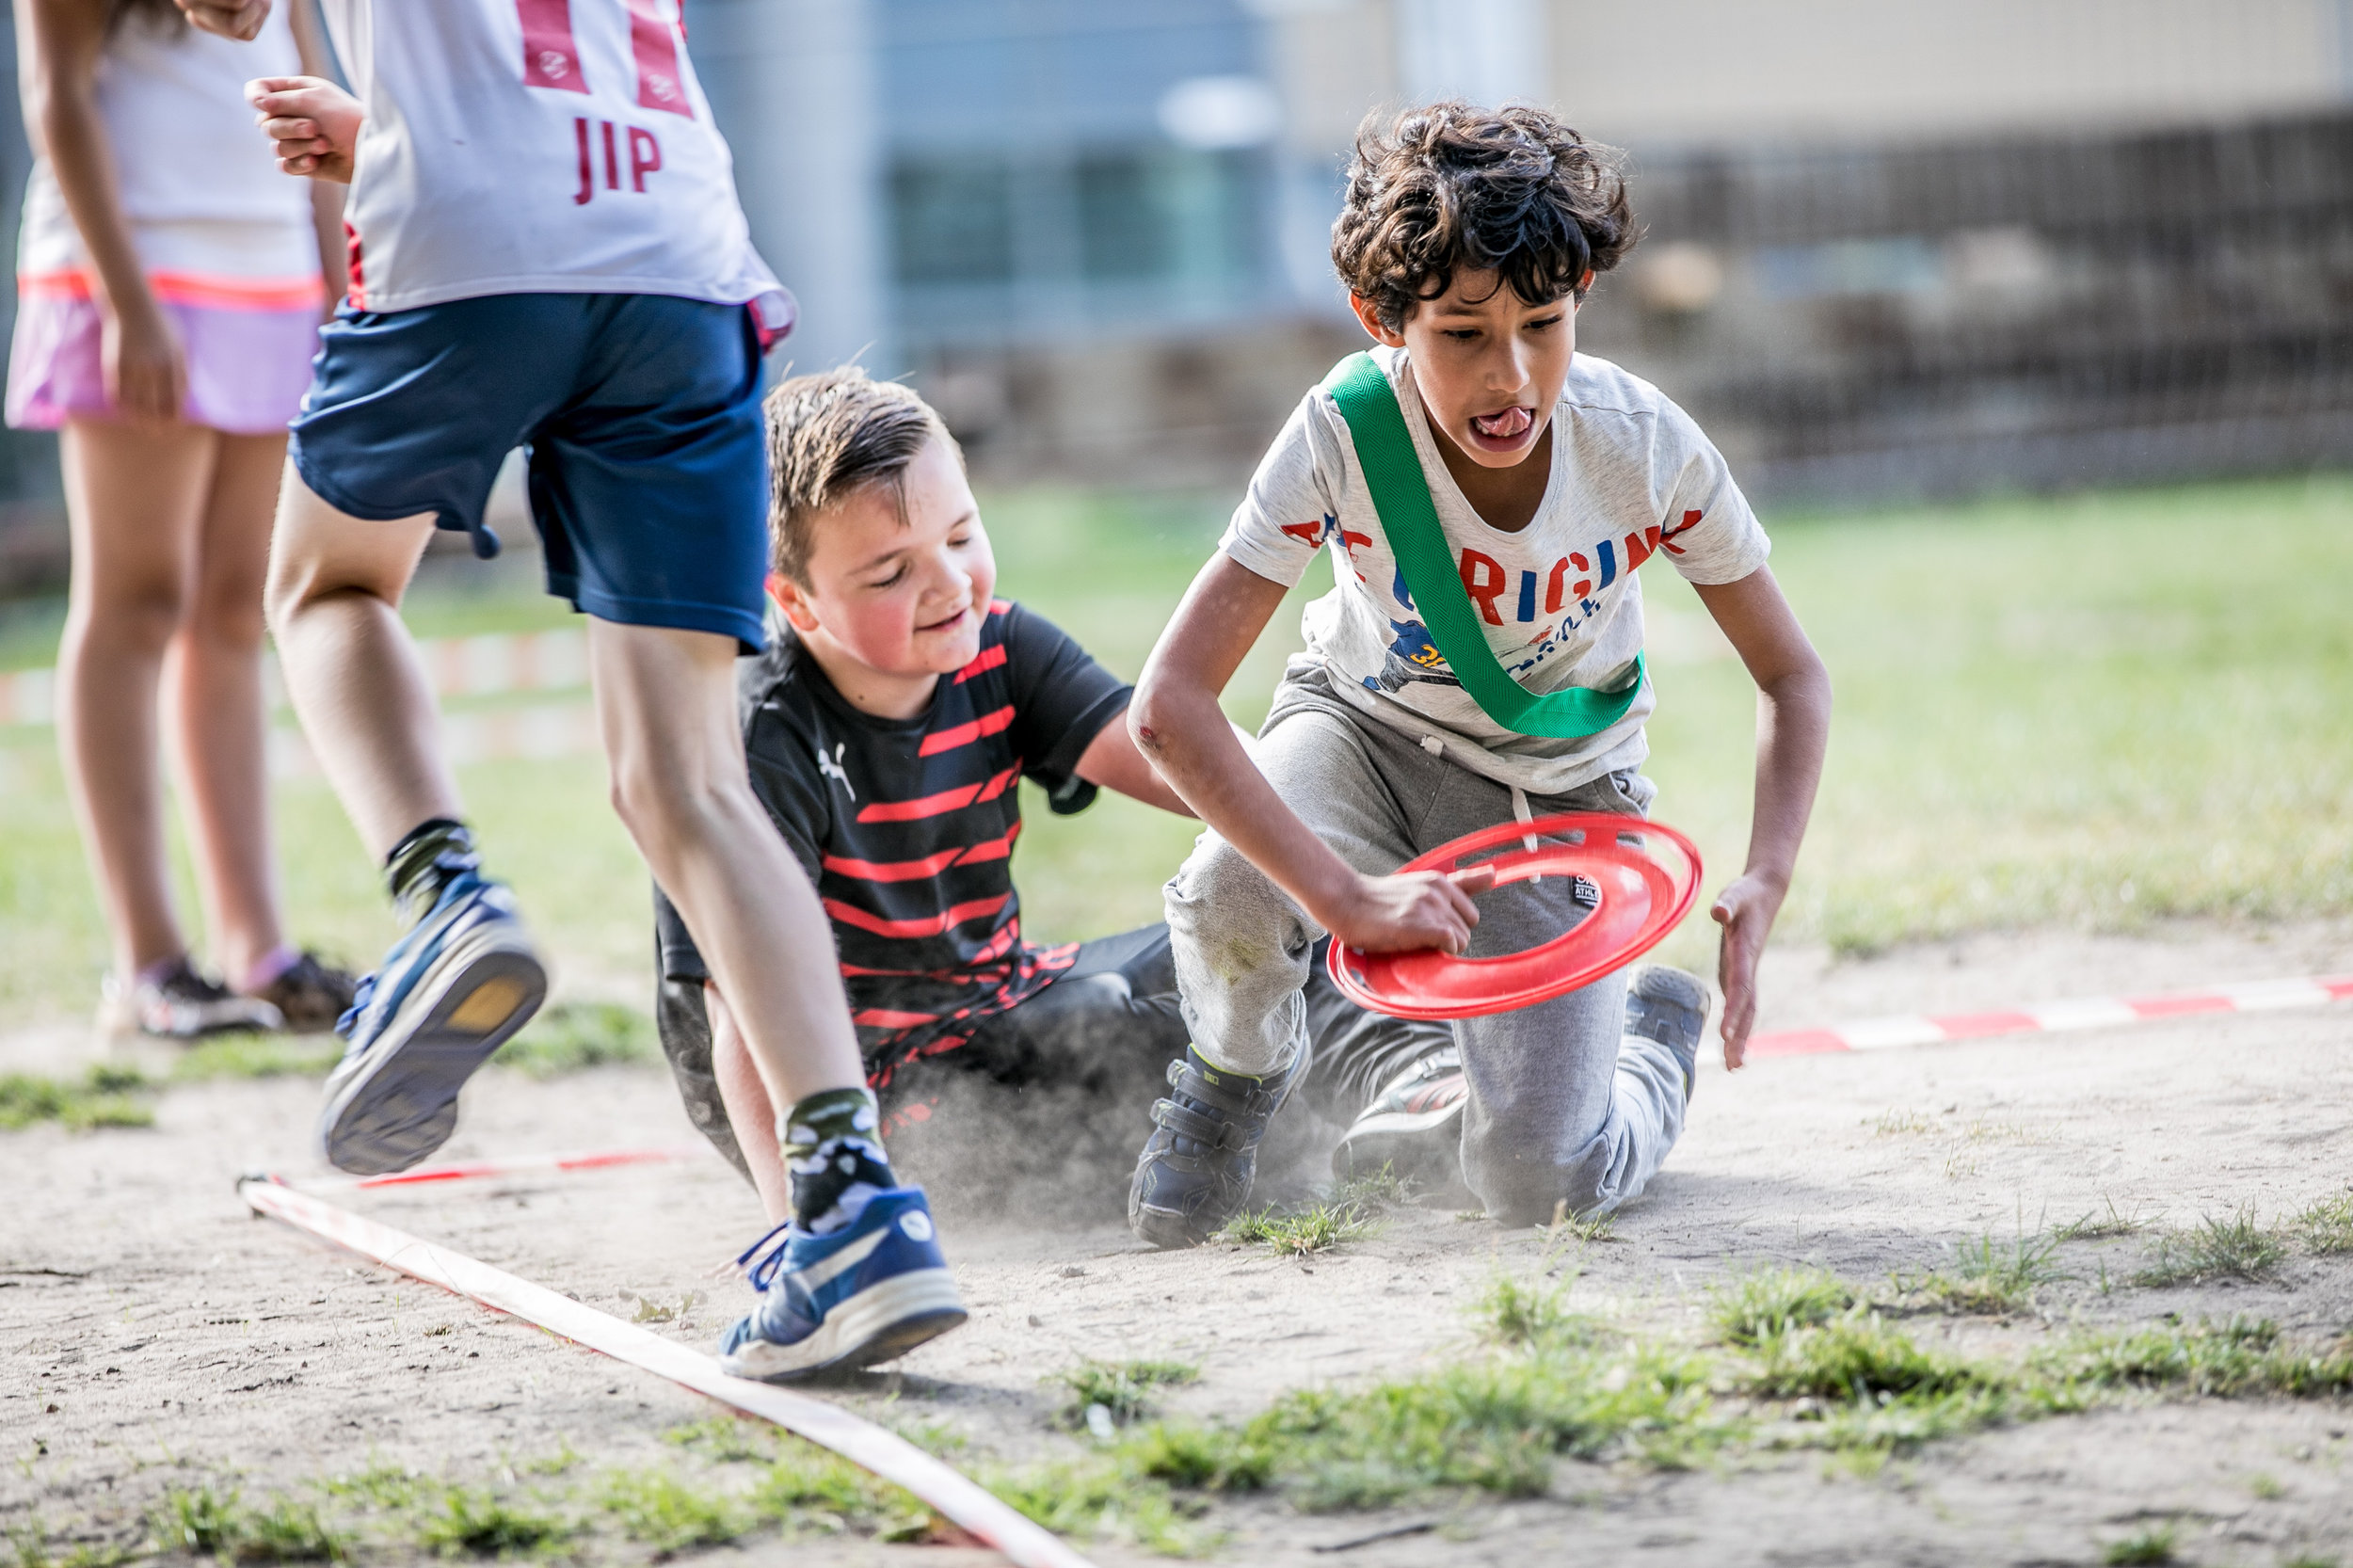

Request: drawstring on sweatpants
left=1511, top=784, right=1541, bottom=882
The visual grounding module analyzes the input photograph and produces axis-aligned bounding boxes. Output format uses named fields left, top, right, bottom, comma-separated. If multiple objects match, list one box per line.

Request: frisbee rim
left=1325, top=812, right=1703, bottom=1020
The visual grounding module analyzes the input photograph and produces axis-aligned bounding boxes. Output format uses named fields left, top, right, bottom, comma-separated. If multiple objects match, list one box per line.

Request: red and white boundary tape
left=298, top=1144, right=712, bottom=1193
left=237, top=1176, right=1097, bottom=1568
left=0, top=630, right=590, bottom=728
left=1747, top=971, right=2353, bottom=1058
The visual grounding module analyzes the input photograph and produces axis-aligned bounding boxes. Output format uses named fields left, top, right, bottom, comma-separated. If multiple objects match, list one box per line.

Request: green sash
left=1322, top=352, right=1644, bottom=740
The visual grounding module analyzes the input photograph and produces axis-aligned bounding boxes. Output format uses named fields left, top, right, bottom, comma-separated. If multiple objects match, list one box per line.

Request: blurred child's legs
left=1164, top=662, right=1689, bottom=1224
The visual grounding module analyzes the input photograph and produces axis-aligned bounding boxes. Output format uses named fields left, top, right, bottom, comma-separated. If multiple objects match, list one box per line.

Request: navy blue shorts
left=289, top=293, right=770, bottom=650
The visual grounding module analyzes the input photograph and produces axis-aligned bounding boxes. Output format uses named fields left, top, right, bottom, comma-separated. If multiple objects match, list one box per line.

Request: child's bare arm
left=1131, top=553, right=1491, bottom=954
left=1689, top=565, right=1831, bottom=1070
left=1076, top=709, right=1266, bottom=820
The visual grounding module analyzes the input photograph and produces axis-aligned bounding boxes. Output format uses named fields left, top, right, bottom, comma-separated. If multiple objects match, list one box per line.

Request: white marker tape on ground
left=237, top=1176, right=1097, bottom=1568
left=1748, top=972, right=2353, bottom=1058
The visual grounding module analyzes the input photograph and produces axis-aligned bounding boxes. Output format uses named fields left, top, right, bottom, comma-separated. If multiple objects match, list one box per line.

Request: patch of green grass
left=1054, top=1360, right=1200, bottom=1431
left=0, top=1065, right=152, bottom=1130
left=1899, top=1228, right=2071, bottom=1315
left=2036, top=1317, right=2353, bottom=1399
left=1543, top=1204, right=1617, bottom=1244
left=662, top=1416, right=777, bottom=1464
left=1744, top=1316, right=1995, bottom=1403
left=596, top=1471, right=750, bottom=1554
left=751, top=1438, right=930, bottom=1538
left=313, top=1462, right=428, bottom=1512
left=2103, top=1524, right=2178, bottom=1565
left=152, top=1486, right=245, bottom=1557
left=6, top=1524, right=130, bottom=1568
left=2289, top=1192, right=2353, bottom=1256
left=1169, top=1343, right=1731, bottom=1512
left=1115, top=1423, right=1275, bottom=1494
left=1325, top=1161, right=1417, bottom=1210
left=1219, top=1200, right=1379, bottom=1256
left=1474, top=1272, right=1603, bottom=1352
left=2054, top=1197, right=2151, bottom=1241
left=986, top=1460, right=1210, bottom=1557
left=489, top=1002, right=658, bottom=1078
left=236, top=1499, right=349, bottom=1562
left=1708, top=1266, right=1860, bottom=1347
left=172, top=1035, right=342, bottom=1081
left=2131, top=1207, right=2287, bottom=1287
left=412, top=1488, right=571, bottom=1558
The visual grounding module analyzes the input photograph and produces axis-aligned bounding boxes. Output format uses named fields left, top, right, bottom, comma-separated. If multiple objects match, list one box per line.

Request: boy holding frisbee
left=184, top=0, right=959, bottom=1379
left=1125, top=102, right=1831, bottom=1245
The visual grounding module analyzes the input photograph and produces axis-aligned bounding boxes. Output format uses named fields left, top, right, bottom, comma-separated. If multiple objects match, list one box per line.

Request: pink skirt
left=7, top=285, right=322, bottom=436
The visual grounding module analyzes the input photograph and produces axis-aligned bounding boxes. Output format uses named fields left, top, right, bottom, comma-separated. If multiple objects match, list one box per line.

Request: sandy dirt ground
left=8, top=918, right=2353, bottom=1567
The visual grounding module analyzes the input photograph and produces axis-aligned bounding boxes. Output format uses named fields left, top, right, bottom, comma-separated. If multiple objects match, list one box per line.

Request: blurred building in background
left=1, top=0, right=2348, bottom=590
left=692, top=0, right=2353, bottom=499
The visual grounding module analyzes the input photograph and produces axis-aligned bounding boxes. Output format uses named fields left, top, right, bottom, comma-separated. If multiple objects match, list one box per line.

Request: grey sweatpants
left=1165, top=662, right=1690, bottom=1224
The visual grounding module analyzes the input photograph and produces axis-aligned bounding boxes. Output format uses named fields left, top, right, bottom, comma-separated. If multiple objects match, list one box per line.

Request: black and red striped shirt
left=654, top=600, right=1131, bottom=1083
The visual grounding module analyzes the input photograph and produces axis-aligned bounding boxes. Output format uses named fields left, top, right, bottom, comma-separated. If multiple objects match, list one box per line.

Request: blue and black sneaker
left=316, top=871, right=546, bottom=1175
left=718, top=1188, right=968, bottom=1383
left=1128, top=1044, right=1306, bottom=1250
left=1625, top=965, right=1711, bottom=1101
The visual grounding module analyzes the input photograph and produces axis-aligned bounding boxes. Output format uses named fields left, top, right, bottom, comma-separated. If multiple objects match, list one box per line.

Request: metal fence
left=1580, top=108, right=2353, bottom=501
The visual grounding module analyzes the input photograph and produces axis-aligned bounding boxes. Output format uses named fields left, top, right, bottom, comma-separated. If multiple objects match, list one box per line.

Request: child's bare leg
left=706, top=983, right=791, bottom=1223
left=263, top=469, right=457, bottom=856
left=585, top=621, right=865, bottom=1109
left=55, top=419, right=214, bottom=983
left=270, top=471, right=544, bottom=1175
left=170, top=433, right=293, bottom=984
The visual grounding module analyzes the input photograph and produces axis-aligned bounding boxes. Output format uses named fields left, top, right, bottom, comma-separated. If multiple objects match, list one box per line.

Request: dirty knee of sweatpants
left=1465, top=1143, right=1621, bottom=1228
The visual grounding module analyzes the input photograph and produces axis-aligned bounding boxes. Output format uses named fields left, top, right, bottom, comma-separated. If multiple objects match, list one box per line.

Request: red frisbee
left=1327, top=812, right=1703, bottom=1021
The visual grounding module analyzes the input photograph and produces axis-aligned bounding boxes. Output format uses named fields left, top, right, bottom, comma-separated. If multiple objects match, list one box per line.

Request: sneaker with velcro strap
left=1128, top=1044, right=1306, bottom=1250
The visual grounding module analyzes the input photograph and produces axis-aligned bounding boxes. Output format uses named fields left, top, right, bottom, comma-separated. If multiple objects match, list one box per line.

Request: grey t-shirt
left=1219, top=346, right=1771, bottom=794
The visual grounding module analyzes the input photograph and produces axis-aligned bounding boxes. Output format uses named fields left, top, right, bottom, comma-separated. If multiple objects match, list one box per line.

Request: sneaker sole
left=1130, top=1201, right=1216, bottom=1251
left=1333, top=1104, right=1470, bottom=1200
left=317, top=933, right=547, bottom=1176
left=721, top=1267, right=968, bottom=1383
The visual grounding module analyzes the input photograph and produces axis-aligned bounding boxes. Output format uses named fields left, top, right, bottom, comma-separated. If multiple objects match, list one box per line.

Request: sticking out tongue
left=1471, top=406, right=1532, bottom=440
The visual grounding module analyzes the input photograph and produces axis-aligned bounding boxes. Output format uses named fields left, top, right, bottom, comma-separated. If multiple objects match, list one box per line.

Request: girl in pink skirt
left=11, top=0, right=356, bottom=1034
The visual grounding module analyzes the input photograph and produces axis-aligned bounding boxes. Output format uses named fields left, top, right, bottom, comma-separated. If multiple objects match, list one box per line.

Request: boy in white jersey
left=177, top=0, right=963, bottom=1381
left=1124, top=102, right=1833, bottom=1245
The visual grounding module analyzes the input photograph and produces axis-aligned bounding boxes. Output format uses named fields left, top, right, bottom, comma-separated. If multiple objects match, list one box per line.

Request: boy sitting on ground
left=1123, top=102, right=1832, bottom=1245
left=654, top=368, right=1453, bottom=1222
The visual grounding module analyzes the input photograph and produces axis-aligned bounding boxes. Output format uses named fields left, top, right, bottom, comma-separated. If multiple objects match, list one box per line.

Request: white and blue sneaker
left=718, top=1188, right=968, bottom=1383
left=316, top=871, right=547, bottom=1176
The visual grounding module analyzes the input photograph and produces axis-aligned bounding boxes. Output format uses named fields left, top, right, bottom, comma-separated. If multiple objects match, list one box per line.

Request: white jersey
left=320, top=0, right=792, bottom=326
left=17, top=6, right=320, bottom=305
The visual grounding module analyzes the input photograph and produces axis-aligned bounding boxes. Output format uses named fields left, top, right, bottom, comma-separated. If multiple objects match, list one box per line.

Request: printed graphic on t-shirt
left=318, top=0, right=789, bottom=316
left=1219, top=347, right=1771, bottom=793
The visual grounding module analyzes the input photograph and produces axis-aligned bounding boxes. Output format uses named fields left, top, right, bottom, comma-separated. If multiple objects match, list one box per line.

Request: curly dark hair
left=1331, top=101, right=1636, bottom=331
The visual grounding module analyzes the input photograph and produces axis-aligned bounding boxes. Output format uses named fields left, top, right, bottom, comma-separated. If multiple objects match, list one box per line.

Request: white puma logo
left=816, top=742, right=855, bottom=799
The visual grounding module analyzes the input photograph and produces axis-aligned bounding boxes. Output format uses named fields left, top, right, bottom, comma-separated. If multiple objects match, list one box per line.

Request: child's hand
left=177, top=0, right=271, bottom=39
left=1709, top=872, right=1787, bottom=1070
left=249, top=76, right=361, bottom=183
left=100, top=298, right=186, bottom=424
left=1322, top=864, right=1495, bottom=955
